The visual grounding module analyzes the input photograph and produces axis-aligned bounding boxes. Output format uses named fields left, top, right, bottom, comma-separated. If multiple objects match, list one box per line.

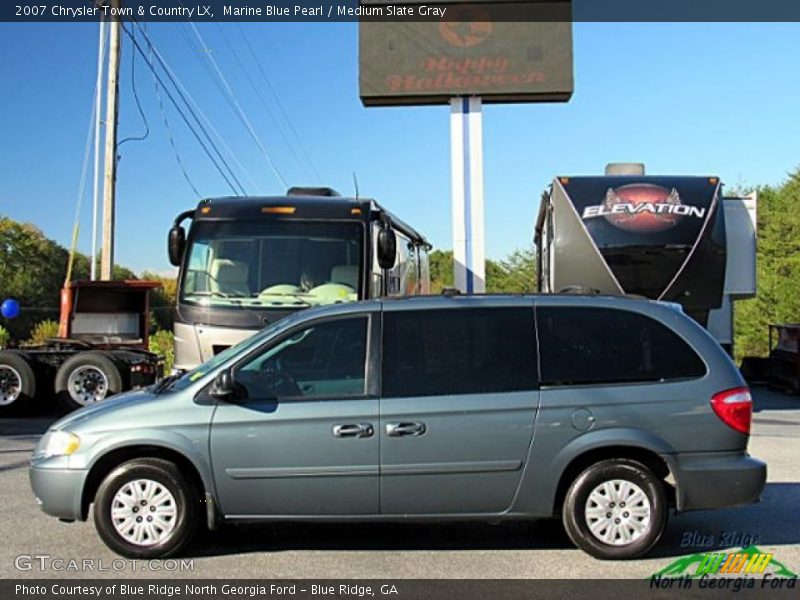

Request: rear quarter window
left=536, top=307, right=706, bottom=386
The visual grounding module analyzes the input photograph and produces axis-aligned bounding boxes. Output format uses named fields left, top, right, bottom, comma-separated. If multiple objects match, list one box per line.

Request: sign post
left=359, top=1, right=574, bottom=293
left=450, top=96, right=485, bottom=293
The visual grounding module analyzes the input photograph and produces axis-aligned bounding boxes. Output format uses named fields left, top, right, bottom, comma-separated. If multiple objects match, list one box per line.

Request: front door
left=210, top=312, right=378, bottom=517
left=379, top=304, right=539, bottom=515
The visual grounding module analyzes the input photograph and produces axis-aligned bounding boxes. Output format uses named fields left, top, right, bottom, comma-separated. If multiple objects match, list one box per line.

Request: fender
left=70, top=428, right=218, bottom=512
left=512, top=427, right=677, bottom=517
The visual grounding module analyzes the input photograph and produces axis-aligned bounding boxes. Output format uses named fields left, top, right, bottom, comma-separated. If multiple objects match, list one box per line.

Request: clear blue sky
left=1, top=22, right=799, bottom=274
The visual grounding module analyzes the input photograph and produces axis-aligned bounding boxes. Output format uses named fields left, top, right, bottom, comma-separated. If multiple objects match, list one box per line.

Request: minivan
left=30, top=295, right=766, bottom=560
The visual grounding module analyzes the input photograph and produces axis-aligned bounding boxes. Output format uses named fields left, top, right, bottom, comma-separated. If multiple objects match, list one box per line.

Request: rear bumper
left=670, top=452, right=767, bottom=511
left=29, top=465, right=88, bottom=521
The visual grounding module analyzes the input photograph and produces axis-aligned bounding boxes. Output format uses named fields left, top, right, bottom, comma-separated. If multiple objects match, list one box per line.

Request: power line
left=118, top=24, right=150, bottom=149
left=122, top=22, right=244, bottom=196
left=128, top=21, right=248, bottom=196
left=71, top=69, right=100, bottom=245
left=215, top=23, right=315, bottom=183
left=133, top=21, right=246, bottom=195
left=149, top=36, right=201, bottom=198
left=235, top=22, right=322, bottom=183
left=172, top=21, right=263, bottom=194
left=65, top=57, right=100, bottom=284
left=137, top=21, right=255, bottom=196
left=187, top=21, right=288, bottom=189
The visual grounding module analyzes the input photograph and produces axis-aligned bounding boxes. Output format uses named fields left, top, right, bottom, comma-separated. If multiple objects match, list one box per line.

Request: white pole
left=101, top=7, right=122, bottom=281
left=449, top=96, right=486, bottom=293
left=90, top=18, right=107, bottom=281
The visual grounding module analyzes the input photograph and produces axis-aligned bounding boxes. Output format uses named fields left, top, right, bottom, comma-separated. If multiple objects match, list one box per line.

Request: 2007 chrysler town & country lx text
left=30, top=295, right=766, bottom=560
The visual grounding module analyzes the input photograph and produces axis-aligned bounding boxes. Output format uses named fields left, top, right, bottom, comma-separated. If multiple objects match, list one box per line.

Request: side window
left=537, top=307, right=706, bottom=386
left=235, top=317, right=368, bottom=399
left=382, top=308, right=537, bottom=398
left=184, top=239, right=210, bottom=294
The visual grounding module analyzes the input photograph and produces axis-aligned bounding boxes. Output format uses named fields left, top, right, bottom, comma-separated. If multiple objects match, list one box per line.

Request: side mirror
left=377, top=228, right=397, bottom=270
left=210, top=370, right=236, bottom=399
left=168, top=226, right=186, bottom=267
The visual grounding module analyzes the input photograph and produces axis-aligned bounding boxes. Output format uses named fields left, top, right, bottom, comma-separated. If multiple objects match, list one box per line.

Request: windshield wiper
left=255, top=292, right=312, bottom=305
left=188, top=291, right=249, bottom=299
left=256, top=292, right=311, bottom=298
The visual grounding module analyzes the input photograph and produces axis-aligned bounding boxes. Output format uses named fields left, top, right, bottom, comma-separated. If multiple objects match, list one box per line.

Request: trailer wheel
left=55, top=352, right=124, bottom=411
left=0, top=351, right=37, bottom=414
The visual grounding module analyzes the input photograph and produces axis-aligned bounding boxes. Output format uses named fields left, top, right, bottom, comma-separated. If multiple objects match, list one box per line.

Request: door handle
left=332, top=423, right=374, bottom=438
left=385, top=422, right=427, bottom=437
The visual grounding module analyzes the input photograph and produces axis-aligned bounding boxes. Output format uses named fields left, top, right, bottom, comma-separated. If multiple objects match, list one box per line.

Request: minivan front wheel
left=93, top=458, right=198, bottom=559
left=562, top=459, right=667, bottom=559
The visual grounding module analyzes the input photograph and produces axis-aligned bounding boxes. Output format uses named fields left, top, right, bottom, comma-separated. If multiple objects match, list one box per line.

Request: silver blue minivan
left=30, top=295, right=766, bottom=560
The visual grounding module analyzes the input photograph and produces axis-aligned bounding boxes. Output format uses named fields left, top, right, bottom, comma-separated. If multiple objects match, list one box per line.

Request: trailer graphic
left=581, top=184, right=707, bottom=230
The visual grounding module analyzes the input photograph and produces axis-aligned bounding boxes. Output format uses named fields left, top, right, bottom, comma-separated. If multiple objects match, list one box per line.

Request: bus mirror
left=168, top=226, right=186, bottom=267
left=377, top=228, right=397, bottom=270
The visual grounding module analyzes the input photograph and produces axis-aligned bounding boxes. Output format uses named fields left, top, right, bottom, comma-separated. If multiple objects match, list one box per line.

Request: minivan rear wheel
left=93, top=458, right=198, bottom=558
left=562, top=459, right=667, bottom=559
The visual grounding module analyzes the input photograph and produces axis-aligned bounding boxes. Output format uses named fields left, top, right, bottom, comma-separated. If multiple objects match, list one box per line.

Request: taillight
left=711, top=387, right=752, bottom=434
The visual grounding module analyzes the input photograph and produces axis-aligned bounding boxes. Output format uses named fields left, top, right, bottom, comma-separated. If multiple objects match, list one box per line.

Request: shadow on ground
left=752, top=385, right=800, bottom=413
left=185, top=482, right=799, bottom=560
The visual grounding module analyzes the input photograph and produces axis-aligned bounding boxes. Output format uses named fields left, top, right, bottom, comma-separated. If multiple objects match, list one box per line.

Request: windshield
left=180, top=220, right=364, bottom=308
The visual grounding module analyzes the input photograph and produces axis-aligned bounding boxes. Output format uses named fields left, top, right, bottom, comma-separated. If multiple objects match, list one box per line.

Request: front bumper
left=29, top=464, right=88, bottom=521
left=671, top=451, right=767, bottom=511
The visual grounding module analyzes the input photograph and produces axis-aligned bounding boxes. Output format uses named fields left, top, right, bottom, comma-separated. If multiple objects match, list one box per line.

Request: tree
left=486, top=247, right=537, bottom=294
left=429, top=249, right=454, bottom=293
left=0, top=215, right=138, bottom=341
left=429, top=246, right=537, bottom=294
left=734, top=170, right=800, bottom=360
left=141, top=271, right=178, bottom=332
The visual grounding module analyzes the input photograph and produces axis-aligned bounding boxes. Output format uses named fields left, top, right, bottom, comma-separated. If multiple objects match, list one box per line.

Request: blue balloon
left=1, top=298, right=20, bottom=319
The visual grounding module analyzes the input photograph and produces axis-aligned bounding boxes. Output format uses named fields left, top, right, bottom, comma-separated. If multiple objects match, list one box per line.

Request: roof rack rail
left=557, top=285, right=601, bottom=295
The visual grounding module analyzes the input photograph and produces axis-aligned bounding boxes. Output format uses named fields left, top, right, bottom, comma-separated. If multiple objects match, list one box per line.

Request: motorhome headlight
left=42, top=431, right=81, bottom=457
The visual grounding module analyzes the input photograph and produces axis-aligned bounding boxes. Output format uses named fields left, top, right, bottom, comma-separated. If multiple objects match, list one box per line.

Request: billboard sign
left=359, top=1, right=574, bottom=106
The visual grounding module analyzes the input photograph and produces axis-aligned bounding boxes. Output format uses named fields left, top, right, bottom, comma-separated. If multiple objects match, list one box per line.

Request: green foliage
left=429, top=247, right=537, bottom=294
left=0, top=217, right=69, bottom=310
left=149, top=329, right=175, bottom=374
left=486, top=247, right=537, bottom=294
left=140, top=271, right=178, bottom=332
left=26, top=319, right=59, bottom=345
left=0, top=214, right=137, bottom=341
left=735, top=171, right=800, bottom=360
left=0, top=325, right=9, bottom=349
left=429, top=250, right=454, bottom=293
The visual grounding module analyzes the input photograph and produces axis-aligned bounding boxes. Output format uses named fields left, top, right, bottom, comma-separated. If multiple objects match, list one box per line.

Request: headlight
left=42, top=431, right=81, bottom=457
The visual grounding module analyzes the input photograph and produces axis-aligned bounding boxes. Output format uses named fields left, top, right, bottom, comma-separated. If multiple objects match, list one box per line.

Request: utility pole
left=100, top=0, right=121, bottom=280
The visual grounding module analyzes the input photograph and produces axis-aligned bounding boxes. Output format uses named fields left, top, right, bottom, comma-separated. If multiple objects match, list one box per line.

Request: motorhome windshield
left=180, top=220, right=363, bottom=308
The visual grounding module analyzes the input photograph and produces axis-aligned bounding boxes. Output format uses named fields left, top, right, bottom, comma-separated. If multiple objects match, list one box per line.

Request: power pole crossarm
left=100, top=0, right=121, bottom=281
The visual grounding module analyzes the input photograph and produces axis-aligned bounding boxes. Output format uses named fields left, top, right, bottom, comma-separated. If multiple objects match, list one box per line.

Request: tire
left=562, top=459, right=667, bottom=560
left=54, top=351, right=124, bottom=411
left=93, top=458, right=198, bottom=559
left=0, top=351, right=37, bottom=415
